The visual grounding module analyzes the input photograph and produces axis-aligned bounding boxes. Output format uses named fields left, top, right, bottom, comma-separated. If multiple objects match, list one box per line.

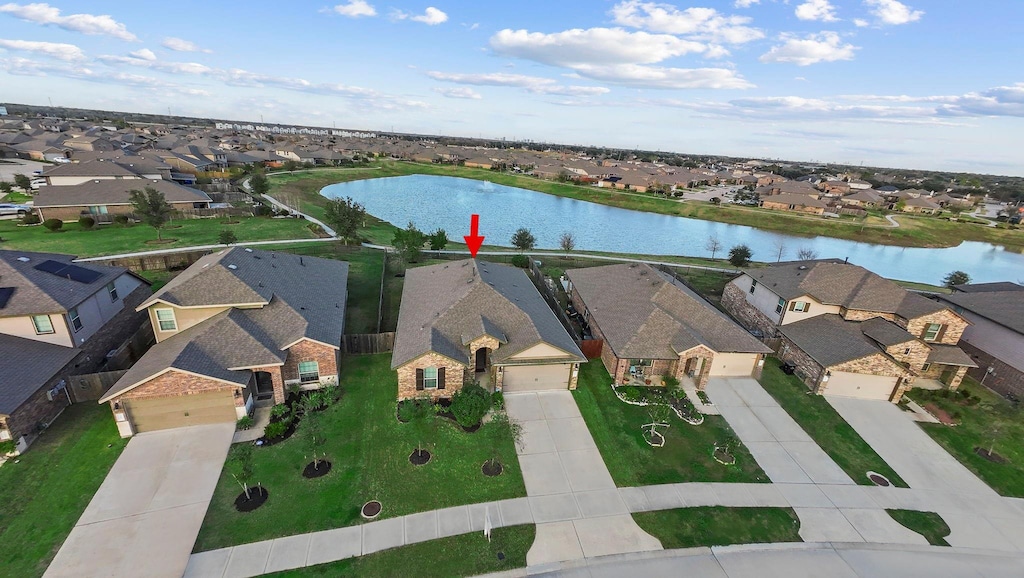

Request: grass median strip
left=758, top=359, right=908, bottom=488
left=633, top=507, right=802, bottom=549
left=886, top=510, right=950, bottom=546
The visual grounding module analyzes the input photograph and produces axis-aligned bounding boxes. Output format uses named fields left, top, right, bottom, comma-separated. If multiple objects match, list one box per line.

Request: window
left=776, top=298, right=786, bottom=314
left=793, top=301, right=808, bottom=312
left=423, top=366, right=438, bottom=389
left=749, top=279, right=757, bottom=294
left=904, top=347, right=911, bottom=355
left=107, top=282, right=118, bottom=302
left=298, top=361, right=320, bottom=383
left=68, top=308, right=82, bottom=332
left=32, top=315, right=54, bottom=335
left=88, top=205, right=108, bottom=215
left=155, top=308, right=177, bottom=332
left=629, top=359, right=653, bottom=367
left=921, top=363, right=931, bottom=371
left=923, top=323, right=943, bottom=342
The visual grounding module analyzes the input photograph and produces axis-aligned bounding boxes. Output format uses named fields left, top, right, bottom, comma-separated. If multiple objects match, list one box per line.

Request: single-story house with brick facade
left=723, top=259, right=976, bottom=402
left=0, top=250, right=151, bottom=453
left=99, top=248, right=347, bottom=436
left=760, top=193, right=828, bottom=215
left=391, top=260, right=584, bottom=400
left=565, top=263, right=770, bottom=389
left=33, top=179, right=211, bottom=222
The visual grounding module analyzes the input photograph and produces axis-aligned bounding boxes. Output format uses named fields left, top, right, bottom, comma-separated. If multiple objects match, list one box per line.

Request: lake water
left=321, top=174, right=1021, bottom=285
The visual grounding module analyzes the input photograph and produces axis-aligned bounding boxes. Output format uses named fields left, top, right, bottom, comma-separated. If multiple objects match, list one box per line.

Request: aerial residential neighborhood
left=3, top=1, right=1024, bottom=578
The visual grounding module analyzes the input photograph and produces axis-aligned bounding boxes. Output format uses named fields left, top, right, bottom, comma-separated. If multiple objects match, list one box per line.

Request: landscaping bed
left=572, top=362, right=767, bottom=486
left=886, top=509, right=951, bottom=546
left=194, top=354, right=525, bottom=552
left=632, top=507, right=802, bottom=549
left=908, top=379, right=1024, bottom=497
left=759, top=359, right=908, bottom=488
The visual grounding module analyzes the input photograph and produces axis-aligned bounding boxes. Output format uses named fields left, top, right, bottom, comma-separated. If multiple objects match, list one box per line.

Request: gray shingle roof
left=940, top=290, right=1024, bottom=335
left=745, top=260, right=946, bottom=319
left=927, top=344, right=978, bottom=367
left=0, top=250, right=129, bottom=316
left=33, top=179, right=210, bottom=208
left=391, top=260, right=584, bottom=369
left=566, top=263, right=770, bottom=359
left=860, top=317, right=916, bottom=347
left=779, top=314, right=885, bottom=367
left=41, top=159, right=141, bottom=178
left=0, top=333, right=79, bottom=416
left=952, top=282, right=1024, bottom=294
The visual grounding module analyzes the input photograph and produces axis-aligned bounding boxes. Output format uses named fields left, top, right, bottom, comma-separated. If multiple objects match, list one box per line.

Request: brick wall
left=599, top=340, right=626, bottom=383
left=468, top=336, right=501, bottom=373
left=113, top=370, right=239, bottom=401
left=38, top=202, right=200, bottom=222
left=252, top=366, right=285, bottom=404
left=761, top=201, right=825, bottom=215
left=678, top=345, right=716, bottom=389
left=885, top=340, right=930, bottom=372
left=722, top=282, right=779, bottom=337
left=778, top=335, right=825, bottom=391
left=903, top=309, right=968, bottom=346
left=841, top=309, right=895, bottom=322
left=959, top=340, right=1024, bottom=399
left=396, top=352, right=469, bottom=400
left=282, top=339, right=340, bottom=386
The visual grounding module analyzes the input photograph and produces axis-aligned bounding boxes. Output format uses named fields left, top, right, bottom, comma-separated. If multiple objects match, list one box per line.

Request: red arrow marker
left=464, top=214, right=485, bottom=257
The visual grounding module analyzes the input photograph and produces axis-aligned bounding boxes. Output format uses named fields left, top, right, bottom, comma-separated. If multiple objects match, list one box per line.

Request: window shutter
left=936, top=325, right=946, bottom=342
left=804, top=303, right=810, bottom=313
left=788, top=301, right=796, bottom=311
left=437, top=367, right=446, bottom=390
left=416, top=369, right=424, bottom=391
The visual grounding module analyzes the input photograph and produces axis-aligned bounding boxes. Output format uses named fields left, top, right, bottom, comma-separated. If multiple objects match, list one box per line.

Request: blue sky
left=1, top=1, right=1022, bottom=175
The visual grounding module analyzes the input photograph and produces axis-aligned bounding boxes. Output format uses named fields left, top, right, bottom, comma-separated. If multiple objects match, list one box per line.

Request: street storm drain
left=867, top=471, right=891, bottom=486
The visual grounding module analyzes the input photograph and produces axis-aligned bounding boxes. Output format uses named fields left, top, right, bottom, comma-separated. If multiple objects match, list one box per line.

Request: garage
left=823, top=371, right=899, bottom=401
left=708, top=353, right=759, bottom=377
left=502, top=363, right=573, bottom=392
left=123, top=389, right=237, bottom=433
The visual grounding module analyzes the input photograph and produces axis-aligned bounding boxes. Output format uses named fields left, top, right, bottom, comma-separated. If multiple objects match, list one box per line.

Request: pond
left=321, top=175, right=1021, bottom=285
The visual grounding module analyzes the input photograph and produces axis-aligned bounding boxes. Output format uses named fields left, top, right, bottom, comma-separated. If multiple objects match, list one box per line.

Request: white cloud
left=760, top=32, right=857, bottom=66
left=734, top=0, right=759, bottom=7
left=0, top=38, right=84, bottom=60
left=609, top=1, right=763, bottom=44
left=391, top=6, right=447, bottom=25
left=129, top=48, right=156, bottom=61
left=571, top=63, right=753, bottom=89
left=332, top=0, right=376, bottom=18
left=162, top=37, right=212, bottom=53
left=434, top=87, right=482, bottom=99
left=0, top=3, right=137, bottom=41
left=491, top=28, right=706, bottom=67
left=426, top=70, right=612, bottom=96
left=865, top=0, right=923, bottom=25
left=0, top=56, right=210, bottom=96
left=853, top=18, right=869, bottom=27
left=795, top=0, right=839, bottom=22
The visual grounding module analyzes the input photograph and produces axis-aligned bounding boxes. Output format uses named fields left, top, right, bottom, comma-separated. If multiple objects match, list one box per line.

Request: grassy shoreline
left=267, top=162, right=1024, bottom=251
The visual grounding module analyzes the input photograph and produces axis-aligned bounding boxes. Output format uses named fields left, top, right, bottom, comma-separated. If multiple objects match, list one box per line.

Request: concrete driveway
left=45, top=423, right=235, bottom=578
left=825, top=396, right=997, bottom=496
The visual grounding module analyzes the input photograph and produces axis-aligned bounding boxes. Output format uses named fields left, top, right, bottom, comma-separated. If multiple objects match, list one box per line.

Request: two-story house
left=99, top=248, right=348, bottom=436
left=0, top=251, right=150, bottom=453
left=723, top=259, right=975, bottom=402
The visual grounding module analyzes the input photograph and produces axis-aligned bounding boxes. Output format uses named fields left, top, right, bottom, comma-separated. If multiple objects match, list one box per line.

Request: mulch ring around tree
left=409, top=449, right=432, bottom=466
left=361, top=500, right=382, bottom=520
left=221, top=220, right=241, bottom=225
left=975, top=447, right=1008, bottom=463
left=482, top=460, right=503, bottom=477
left=713, top=447, right=736, bottom=465
left=256, top=419, right=298, bottom=446
left=234, top=486, right=269, bottom=512
left=144, top=239, right=178, bottom=245
left=303, top=460, right=333, bottom=478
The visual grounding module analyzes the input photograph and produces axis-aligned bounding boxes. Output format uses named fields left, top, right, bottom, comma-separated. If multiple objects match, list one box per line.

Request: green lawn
left=908, top=378, right=1024, bottom=497
left=0, top=404, right=129, bottom=578
left=263, top=525, right=534, bottom=578
left=0, top=216, right=317, bottom=257
left=136, top=269, right=177, bottom=292
left=758, top=359, right=908, bottom=487
left=194, top=354, right=526, bottom=552
left=572, top=361, right=767, bottom=486
left=633, top=507, right=802, bottom=549
left=886, top=510, right=950, bottom=546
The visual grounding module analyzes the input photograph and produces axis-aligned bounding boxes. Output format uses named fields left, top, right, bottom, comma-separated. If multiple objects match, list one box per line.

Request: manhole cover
left=867, top=471, right=890, bottom=487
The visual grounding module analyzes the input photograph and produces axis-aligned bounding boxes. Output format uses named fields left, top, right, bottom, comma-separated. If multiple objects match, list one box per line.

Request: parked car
left=30, top=178, right=46, bottom=190
left=0, top=203, right=31, bottom=217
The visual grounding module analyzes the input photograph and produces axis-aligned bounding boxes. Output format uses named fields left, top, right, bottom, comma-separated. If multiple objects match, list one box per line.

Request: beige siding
left=147, top=304, right=232, bottom=342
left=0, top=314, right=73, bottom=347
left=780, top=295, right=840, bottom=325
left=508, top=343, right=576, bottom=359
left=731, top=275, right=785, bottom=325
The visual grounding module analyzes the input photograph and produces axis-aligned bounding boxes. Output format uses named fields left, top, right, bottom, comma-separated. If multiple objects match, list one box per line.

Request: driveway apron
left=504, top=391, right=662, bottom=566
left=44, top=423, right=235, bottom=578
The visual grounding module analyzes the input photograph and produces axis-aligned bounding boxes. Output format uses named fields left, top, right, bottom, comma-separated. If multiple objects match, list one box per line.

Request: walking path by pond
left=321, top=175, right=1022, bottom=284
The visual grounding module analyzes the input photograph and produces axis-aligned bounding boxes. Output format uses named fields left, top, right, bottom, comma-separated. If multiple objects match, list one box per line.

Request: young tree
left=772, top=239, right=786, bottom=263
left=302, top=409, right=326, bottom=469
left=227, top=445, right=255, bottom=500
left=797, top=247, right=818, bottom=260
left=406, top=395, right=436, bottom=457
left=428, top=228, right=448, bottom=251
left=323, top=196, right=366, bottom=244
left=486, top=410, right=523, bottom=471
left=392, top=221, right=427, bottom=262
left=705, top=235, right=722, bottom=261
left=129, top=187, right=174, bottom=241
left=728, top=244, right=753, bottom=267
left=559, top=231, right=576, bottom=254
left=219, top=229, right=237, bottom=245
left=0, top=181, right=12, bottom=196
left=511, top=227, right=536, bottom=252
left=13, top=173, right=31, bottom=192
left=943, top=270, right=971, bottom=288
left=249, top=171, right=269, bottom=196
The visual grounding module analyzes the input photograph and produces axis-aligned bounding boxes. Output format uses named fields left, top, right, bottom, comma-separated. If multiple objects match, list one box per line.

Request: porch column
left=695, top=357, right=712, bottom=390
left=947, top=366, right=968, bottom=392
left=751, top=354, right=765, bottom=381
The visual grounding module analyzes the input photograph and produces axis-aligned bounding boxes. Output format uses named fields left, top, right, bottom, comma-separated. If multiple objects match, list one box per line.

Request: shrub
left=253, top=205, right=274, bottom=217
left=0, top=439, right=15, bottom=455
left=662, top=374, right=681, bottom=389
left=270, top=404, right=291, bottom=421
left=42, top=218, right=63, bottom=231
left=321, top=384, right=341, bottom=403
left=492, top=391, right=505, bottom=410
left=728, top=244, right=752, bottom=267
left=263, top=421, right=288, bottom=440
left=21, top=213, right=40, bottom=225
left=450, top=383, right=492, bottom=428
left=113, top=214, right=130, bottom=225
left=78, top=216, right=95, bottom=229
left=236, top=415, right=254, bottom=430
left=218, top=229, right=237, bottom=245
left=398, top=398, right=432, bottom=422
left=510, top=254, right=529, bottom=268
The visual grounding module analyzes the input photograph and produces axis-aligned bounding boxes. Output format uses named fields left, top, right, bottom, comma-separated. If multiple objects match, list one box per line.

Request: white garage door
left=502, top=364, right=572, bottom=392
left=824, top=371, right=898, bottom=401
left=708, top=353, right=758, bottom=377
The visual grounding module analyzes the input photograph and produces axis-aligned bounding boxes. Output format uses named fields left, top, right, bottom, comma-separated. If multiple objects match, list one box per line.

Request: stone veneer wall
left=904, top=309, right=969, bottom=345
left=778, top=335, right=826, bottom=391
left=841, top=309, right=896, bottom=322
left=885, top=340, right=931, bottom=372
left=396, top=352, right=469, bottom=400
left=722, top=282, right=780, bottom=338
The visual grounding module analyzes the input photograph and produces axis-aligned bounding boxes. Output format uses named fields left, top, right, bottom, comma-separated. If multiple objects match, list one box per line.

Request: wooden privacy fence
left=68, top=370, right=128, bottom=403
left=576, top=339, right=604, bottom=360
left=95, top=249, right=212, bottom=272
left=343, top=332, right=396, bottom=354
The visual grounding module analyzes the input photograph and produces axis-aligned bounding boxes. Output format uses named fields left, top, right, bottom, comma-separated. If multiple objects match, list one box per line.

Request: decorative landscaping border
left=610, top=384, right=704, bottom=425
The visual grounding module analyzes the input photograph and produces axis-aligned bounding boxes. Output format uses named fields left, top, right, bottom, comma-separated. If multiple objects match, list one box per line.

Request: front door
left=475, top=348, right=488, bottom=372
